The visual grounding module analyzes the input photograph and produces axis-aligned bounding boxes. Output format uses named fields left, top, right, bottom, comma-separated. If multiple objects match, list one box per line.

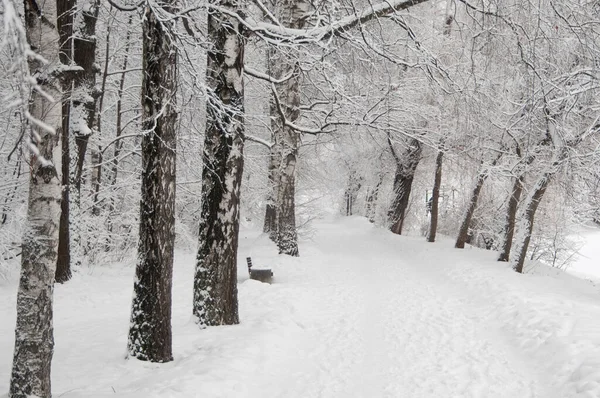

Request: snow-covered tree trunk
left=427, top=150, right=443, bottom=242
left=68, top=0, right=101, bottom=269
left=387, top=138, right=421, bottom=235
left=511, top=175, right=550, bottom=273
left=193, top=0, right=245, bottom=326
left=270, top=0, right=309, bottom=257
left=263, top=70, right=279, bottom=239
left=497, top=174, right=524, bottom=261
left=127, top=2, right=177, bottom=362
left=454, top=169, right=486, bottom=249
left=455, top=153, right=501, bottom=249
left=10, top=0, right=63, bottom=395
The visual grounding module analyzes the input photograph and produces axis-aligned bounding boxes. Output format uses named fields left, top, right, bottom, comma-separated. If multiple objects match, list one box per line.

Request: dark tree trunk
left=10, top=1, right=62, bottom=396
left=127, top=3, right=177, bottom=363
left=71, top=0, right=101, bottom=193
left=498, top=175, right=524, bottom=262
left=427, top=150, right=443, bottom=243
left=512, top=176, right=550, bottom=273
left=55, top=0, right=75, bottom=283
left=193, top=1, right=245, bottom=327
left=455, top=154, right=502, bottom=249
left=455, top=172, right=486, bottom=249
left=387, top=138, right=422, bottom=235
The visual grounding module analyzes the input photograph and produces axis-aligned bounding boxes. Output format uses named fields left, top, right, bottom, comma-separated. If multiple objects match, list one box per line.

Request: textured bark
left=512, top=176, right=550, bottom=273
left=10, top=1, right=63, bottom=396
left=68, top=0, right=101, bottom=269
left=388, top=138, right=422, bottom=235
left=455, top=153, right=502, bottom=249
left=71, top=0, right=101, bottom=192
left=55, top=0, right=75, bottom=283
left=427, top=150, right=443, bottom=243
left=263, top=138, right=278, bottom=238
left=498, top=175, right=524, bottom=262
left=263, top=80, right=279, bottom=240
left=193, top=0, right=245, bottom=327
left=271, top=0, right=309, bottom=257
left=127, top=3, right=177, bottom=363
left=454, top=171, right=486, bottom=249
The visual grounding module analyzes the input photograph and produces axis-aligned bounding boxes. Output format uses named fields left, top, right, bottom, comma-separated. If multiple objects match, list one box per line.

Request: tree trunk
left=343, top=170, right=362, bottom=216
left=127, top=3, right=177, bottom=363
left=10, top=1, right=63, bottom=396
left=455, top=153, right=502, bottom=249
left=427, top=150, right=443, bottom=242
left=511, top=175, right=550, bottom=273
left=71, top=0, right=101, bottom=193
left=454, top=171, right=486, bottom=249
left=365, top=171, right=383, bottom=223
left=90, top=148, right=102, bottom=216
left=107, top=21, right=133, bottom=242
left=55, top=0, right=75, bottom=283
left=89, top=17, right=111, bottom=218
left=193, top=1, right=245, bottom=327
left=388, top=138, right=422, bottom=235
left=67, top=0, right=101, bottom=269
left=271, top=0, right=309, bottom=257
left=263, top=80, right=279, bottom=239
left=498, top=174, right=524, bottom=261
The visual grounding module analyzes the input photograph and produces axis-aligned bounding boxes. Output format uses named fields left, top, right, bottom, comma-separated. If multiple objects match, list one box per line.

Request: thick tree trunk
left=193, top=1, right=245, bottom=327
left=498, top=174, right=524, bottom=261
left=427, top=150, right=443, bottom=242
left=511, top=175, right=550, bottom=273
left=55, top=0, right=75, bottom=283
left=10, top=1, right=63, bottom=396
left=388, top=138, right=422, bottom=235
left=127, top=3, right=177, bottom=363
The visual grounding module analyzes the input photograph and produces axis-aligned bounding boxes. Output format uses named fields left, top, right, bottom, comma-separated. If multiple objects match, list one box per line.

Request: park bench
left=246, top=257, right=273, bottom=283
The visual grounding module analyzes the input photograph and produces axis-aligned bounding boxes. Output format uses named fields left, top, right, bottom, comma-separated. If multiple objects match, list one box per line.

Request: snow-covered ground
left=1, top=217, right=600, bottom=397
left=569, top=228, right=600, bottom=282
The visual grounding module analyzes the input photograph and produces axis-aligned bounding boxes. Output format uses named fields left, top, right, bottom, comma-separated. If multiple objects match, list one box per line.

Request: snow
left=569, top=228, right=600, bottom=282
left=1, top=217, right=600, bottom=397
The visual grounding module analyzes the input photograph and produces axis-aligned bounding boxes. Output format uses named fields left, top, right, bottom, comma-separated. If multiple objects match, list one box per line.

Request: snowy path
left=1, top=217, right=599, bottom=397
left=251, top=221, right=545, bottom=398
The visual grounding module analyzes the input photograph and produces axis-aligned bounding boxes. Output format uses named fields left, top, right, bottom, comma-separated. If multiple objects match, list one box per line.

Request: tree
left=127, top=1, right=177, bottom=362
left=427, top=149, right=443, bottom=242
left=193, top=0, right=246, bottom=326
left=387, top=136, right=422, bottom=235
left=9, top=0, right=63, bottom=395
left=55, top=0, right=76, bottom=283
